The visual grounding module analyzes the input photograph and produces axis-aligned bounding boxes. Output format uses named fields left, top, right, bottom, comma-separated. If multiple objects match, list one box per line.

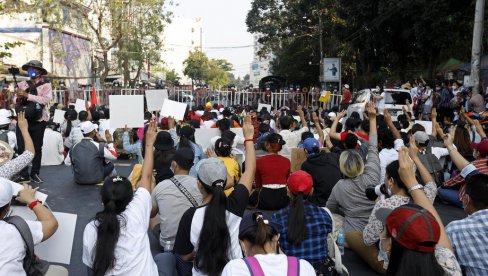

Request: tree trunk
left=100, top=51, right=110, bottom=87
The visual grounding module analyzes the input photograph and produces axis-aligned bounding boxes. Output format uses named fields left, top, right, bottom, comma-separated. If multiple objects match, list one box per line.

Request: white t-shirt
left=0, top=220, right=43, bottom=276
left=82, top=188, right=158, bottom=276
left=379, top=139, right=404, bottom=184
left=376, top=92, right=386, bottom=110
left=222, top=254, right=316, bottom=276
left=423, top=89, right=433, bottom=106
left=41, top=128, right=65, bottom=166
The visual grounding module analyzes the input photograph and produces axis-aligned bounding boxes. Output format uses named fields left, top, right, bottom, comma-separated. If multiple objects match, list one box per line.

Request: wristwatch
left=408, top=184, right=424, bottom=195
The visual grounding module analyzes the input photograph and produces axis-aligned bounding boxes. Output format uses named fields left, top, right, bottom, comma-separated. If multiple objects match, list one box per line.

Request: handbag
left=321, top=207, right=349, bottom=276
left=170, top=177, right=199, bottom=207
left=6, top=216, right=50, bottom=276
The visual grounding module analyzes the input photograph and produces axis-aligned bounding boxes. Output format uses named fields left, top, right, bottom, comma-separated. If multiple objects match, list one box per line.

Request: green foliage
left=183, top=50, right=233, bottom=89
left=165, top=69, right=180, bottom=86
left=0, top=41, right=24, bottom=59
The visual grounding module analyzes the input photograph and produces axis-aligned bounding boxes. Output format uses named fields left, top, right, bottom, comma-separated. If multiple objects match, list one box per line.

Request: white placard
left=160, top=99, right=187, bottom=121
left=52, top=109, right=66, bottom=124
left=74, top=99, right=86, bottom=113
left=109, top=95, right=145, bottom=128
left=11, top=207, right=77, bottom=265
left=9, top=180, right=48, bottom=203
left=415, top=120, right=433, bottom=135
left=293, top=116, right=301, bottom=122
left=195, top=128, right=244, bottom=149
left=257, top=103, right=272, bottom=113
left=145, top=89, right=168, bottom=112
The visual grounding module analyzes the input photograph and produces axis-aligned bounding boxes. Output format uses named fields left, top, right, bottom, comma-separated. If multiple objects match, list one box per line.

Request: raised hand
left=398, top=147, right=416, bottom=187
left=242, top=115, right=254, bottom=139
left=17, top=112, right=28, bottom=132
left=145, top=120, right=158, bottom=146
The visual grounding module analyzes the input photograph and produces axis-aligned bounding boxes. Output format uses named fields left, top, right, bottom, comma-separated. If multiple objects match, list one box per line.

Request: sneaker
left=12, top=175, right=30, bottom=184
left=30, top=174, right=44, bottom=184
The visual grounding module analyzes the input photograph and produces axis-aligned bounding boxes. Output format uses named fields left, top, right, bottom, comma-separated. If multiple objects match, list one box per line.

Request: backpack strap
left=5, top=216, right=36, bottom=267
left=243, top=256, right=265, bottom=276
left=170, top=177, right=199, bottom=207
left=287, top=256, right=300, bottom=276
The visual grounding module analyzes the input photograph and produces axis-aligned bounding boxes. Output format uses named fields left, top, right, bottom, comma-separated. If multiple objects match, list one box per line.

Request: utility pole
left=319, top=15, right=325, bottom=91
left=470, top=0, right=485, bottom=94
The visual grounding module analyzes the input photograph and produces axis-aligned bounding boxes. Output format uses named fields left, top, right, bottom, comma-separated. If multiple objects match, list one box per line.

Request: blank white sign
left=110, top=95, right=144, bottom=128
left=74, top=99, right=86, bottom=113
left=160, top=99, right=187, bottom=121
left=52, top=109, right=66, bottom=124
left=257, top=103, right=272, bottom=113
left=145, top=89, right=168, bottom=112
left=195, top=128, right=244, bottom=149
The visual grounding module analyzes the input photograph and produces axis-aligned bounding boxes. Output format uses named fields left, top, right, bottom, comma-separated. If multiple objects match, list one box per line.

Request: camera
left=365, top=184, right=389, bottom=201
left=8, top=67, right=20, bottom=75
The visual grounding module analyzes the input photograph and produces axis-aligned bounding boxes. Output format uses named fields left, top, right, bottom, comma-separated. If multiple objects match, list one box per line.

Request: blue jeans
left=154, top=253, right=177, bottom=276
left=438, top=187, right=463, bottom=208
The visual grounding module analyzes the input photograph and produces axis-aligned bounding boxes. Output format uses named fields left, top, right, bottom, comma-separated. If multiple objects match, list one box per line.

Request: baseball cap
left=0, top=109, right=12, bottom=125
left=79, top=121, right=97, bottom=134
left=287, top=170, right=313, bottom=195
left=172, top=147, right=194, bottom=171
left=413, top=131, right=429, bottom=144
left=197, top=158, right=228, bottom=188
left=0, top=177, right=13, bottom=207
left=266, top=133, right=286, bottom=145
left=239, top=211, right=283, bottom=235
left=473, top=139, right=488, bottom=158
left=303, top=138, right=320, bottom=154
left=344, top=84, right=350, bottom=89
left=376, top=204, right=440, bottom=253
left=327, top=112, right=337, bottom=119
left=154, top=131, right=174, bottom=151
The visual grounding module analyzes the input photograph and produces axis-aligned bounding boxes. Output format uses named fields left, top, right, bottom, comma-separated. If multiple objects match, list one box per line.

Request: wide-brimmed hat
left=22, top=60, right=48, bottom=75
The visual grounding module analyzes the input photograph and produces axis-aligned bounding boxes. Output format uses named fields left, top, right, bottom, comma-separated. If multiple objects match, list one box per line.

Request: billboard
left=324, top=58, right=341, bottom=82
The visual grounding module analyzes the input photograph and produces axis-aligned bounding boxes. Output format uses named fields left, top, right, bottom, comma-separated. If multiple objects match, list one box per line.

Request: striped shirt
left=443, top=159, right=488, bottom=200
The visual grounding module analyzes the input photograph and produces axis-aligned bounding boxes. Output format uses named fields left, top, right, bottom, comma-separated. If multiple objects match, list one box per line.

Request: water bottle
left=164, top=241, right=173, bottom=252
left=337, top=228, right=345, bottom=255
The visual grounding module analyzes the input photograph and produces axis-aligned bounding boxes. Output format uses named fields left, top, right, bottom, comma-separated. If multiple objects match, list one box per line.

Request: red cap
left=287, top=170, right=313, bottom=195
left=376, top=204, right=440, bottom=253
left=160, top=117, right=168, bottom=127
left=473, top=139, right=488, bottom=158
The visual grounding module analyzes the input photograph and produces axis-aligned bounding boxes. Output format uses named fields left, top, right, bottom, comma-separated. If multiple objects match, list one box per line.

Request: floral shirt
left=435, top=246, right=462, bottom=276
left=0, top=151, right=35, bottom=179
left=363, top=181, right=437, bottom=246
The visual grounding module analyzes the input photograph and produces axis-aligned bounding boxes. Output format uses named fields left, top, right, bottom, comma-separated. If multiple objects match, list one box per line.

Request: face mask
left=27, top=68, right=39, bottom=80
left=379, top=238, right=390, bottom=266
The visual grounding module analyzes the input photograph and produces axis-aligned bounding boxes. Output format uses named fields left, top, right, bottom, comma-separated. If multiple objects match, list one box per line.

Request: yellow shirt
left=218, top=156, right=240, bottom=183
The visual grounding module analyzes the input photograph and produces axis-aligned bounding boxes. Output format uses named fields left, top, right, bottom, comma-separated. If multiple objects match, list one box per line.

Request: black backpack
left=70, top=139, right=106, bottom=184
left=15, top=80, right=47, bottom=122
left=417, top=147, right=444, bottom=186
left=6, top=216, right=49, bottom=275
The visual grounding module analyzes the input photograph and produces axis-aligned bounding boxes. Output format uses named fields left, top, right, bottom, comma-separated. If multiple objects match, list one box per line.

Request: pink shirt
left=17, top=79, right=52, bottom=122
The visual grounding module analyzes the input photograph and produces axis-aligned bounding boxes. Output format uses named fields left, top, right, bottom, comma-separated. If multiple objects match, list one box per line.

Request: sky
left=167, top=0, right=254, bottom=78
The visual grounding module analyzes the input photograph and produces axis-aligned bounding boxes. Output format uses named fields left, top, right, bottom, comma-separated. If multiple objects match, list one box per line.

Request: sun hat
left=154, top=131, right=174, bottom=151
left=0, top=177, right=13, bottom=208
left=197, top=158, right=227, bottom=188
left=376, top=204, right=440, bottom=253
left=239, top=211, right=283, bottom=235
left=287, top=170, right=313, bottom=196
left=22, top=60, right=48, bottom=75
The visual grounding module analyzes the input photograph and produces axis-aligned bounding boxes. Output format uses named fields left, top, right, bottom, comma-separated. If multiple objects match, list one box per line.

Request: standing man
left=14, top=60, right=52, bottom=183
left=340, top=84, right=352, bottom=111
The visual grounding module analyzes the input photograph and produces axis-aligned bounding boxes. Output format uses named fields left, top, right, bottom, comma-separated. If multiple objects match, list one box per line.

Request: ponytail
left=239, top=213, right=278, bottom=253
left=287, top=193, right=306, bottom=244
left=65, top=119, right=72, bottom=137
left=215, top=138, right=232, bottom=157
left=92, top=177, right=133, bottom=276
left=195, top=184, right=230, bottom=275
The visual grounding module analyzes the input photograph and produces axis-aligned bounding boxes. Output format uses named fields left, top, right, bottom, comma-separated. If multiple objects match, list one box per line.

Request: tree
left=207, top=59, right=233, bottom=89
left=183, top=50, right=210, bottom=86
left=165, top=69, right=180, bottom=87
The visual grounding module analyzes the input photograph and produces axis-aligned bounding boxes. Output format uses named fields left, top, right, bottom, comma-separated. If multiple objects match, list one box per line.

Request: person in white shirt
left=0, top=179, right=65, bottom=276
left=222, top=211, right=315, bottom=276
left=41, top=122, right=64, bottom=166
left=0, top=109, right=17, bottom=150
left=82, top=121, right=159, bottom=276
left=278, top=106, right=308, bottom=157
left=422, top=85, right=434, bottom=120
left=64, top=110, right=90, bottom=149
left=373, top=89, right=386, bottom=114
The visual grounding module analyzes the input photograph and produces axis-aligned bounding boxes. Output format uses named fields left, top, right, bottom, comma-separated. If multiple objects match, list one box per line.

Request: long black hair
left=386, top=238, right=444, bottom=276
left=64, top=109, right=78, bottom=137
left=194, top=183, right=230, bottom=276
left=385, top=160, right=407, bottom=191
left=92, top=176, right=134, bottom=276
left=287, top=192, right=306, bottom=244
left=215, top=138, right=232, bottom=157
left=239, top=213, right=278, bottom=253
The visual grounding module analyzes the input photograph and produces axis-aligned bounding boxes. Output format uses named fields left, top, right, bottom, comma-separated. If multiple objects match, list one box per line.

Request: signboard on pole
left=323, top=58, right=341, bottom=82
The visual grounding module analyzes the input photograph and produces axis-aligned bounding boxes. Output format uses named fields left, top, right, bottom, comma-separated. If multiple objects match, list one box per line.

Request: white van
left=346, top=88, right=413, bottom=120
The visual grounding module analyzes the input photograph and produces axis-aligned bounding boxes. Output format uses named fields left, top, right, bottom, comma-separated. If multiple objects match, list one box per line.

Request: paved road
left=34, top=160, right=466, bottom=276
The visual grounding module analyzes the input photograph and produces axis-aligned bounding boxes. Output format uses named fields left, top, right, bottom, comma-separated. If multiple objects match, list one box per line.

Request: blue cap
left=303, top=137, right=320, bottom=154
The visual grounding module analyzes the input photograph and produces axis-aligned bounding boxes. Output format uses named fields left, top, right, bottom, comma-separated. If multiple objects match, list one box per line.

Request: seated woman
left=250, top=133, right=290, bottom=210
left=326, top=102, right=379, bottom=233
left=348, top=136, right=438, bottom=274
left=222, top=211, right=315, bottom=275
left=82, top=121, right=159, bottom=276
left=272, top=170, right=333, bottom=273
left=176, top=125, right=203, bottom=176
left=375, top=147, right=461, bottom=275
left=214, top=137, right=240, bottom=196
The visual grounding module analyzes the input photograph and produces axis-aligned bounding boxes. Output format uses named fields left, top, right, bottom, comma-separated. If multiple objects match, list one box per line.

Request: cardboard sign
left=195, top=128, right=244, bottom=149
left=257, top=103, right=272, bottom=113
left=109, top=95, right=145, bottom=128
left=145, top=89, right=168, bottom=112
left=9, top=180, right=48, bottom=203
left=160, top=99, right=187, bottom=121
left=74, top=99, right=86, bottom=113
left=415, top=120, right=433, bottom=135
left=52, top=109, right=66, bottom=124
left=290, top=148, right=308, bottom=172
left=11, top=207, right=77, bottom=265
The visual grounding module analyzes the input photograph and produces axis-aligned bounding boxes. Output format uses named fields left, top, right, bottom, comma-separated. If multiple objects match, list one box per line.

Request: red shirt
left=340, top=131, right=369, bottom=141
left=340, top=89, right=351, bottom=105
left=255, top=154, right=291, bottom=188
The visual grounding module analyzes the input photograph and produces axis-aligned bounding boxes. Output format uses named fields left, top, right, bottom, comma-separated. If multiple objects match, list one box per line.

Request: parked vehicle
left=347, top=88, right=413, bottom=120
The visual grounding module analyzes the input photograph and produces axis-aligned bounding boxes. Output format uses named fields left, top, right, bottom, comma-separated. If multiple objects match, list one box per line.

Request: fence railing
left=0, top=88, right=342, bottom=111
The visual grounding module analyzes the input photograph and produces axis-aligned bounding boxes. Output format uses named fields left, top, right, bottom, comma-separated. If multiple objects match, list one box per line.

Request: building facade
left=249, top=34, right=273, bottom=87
